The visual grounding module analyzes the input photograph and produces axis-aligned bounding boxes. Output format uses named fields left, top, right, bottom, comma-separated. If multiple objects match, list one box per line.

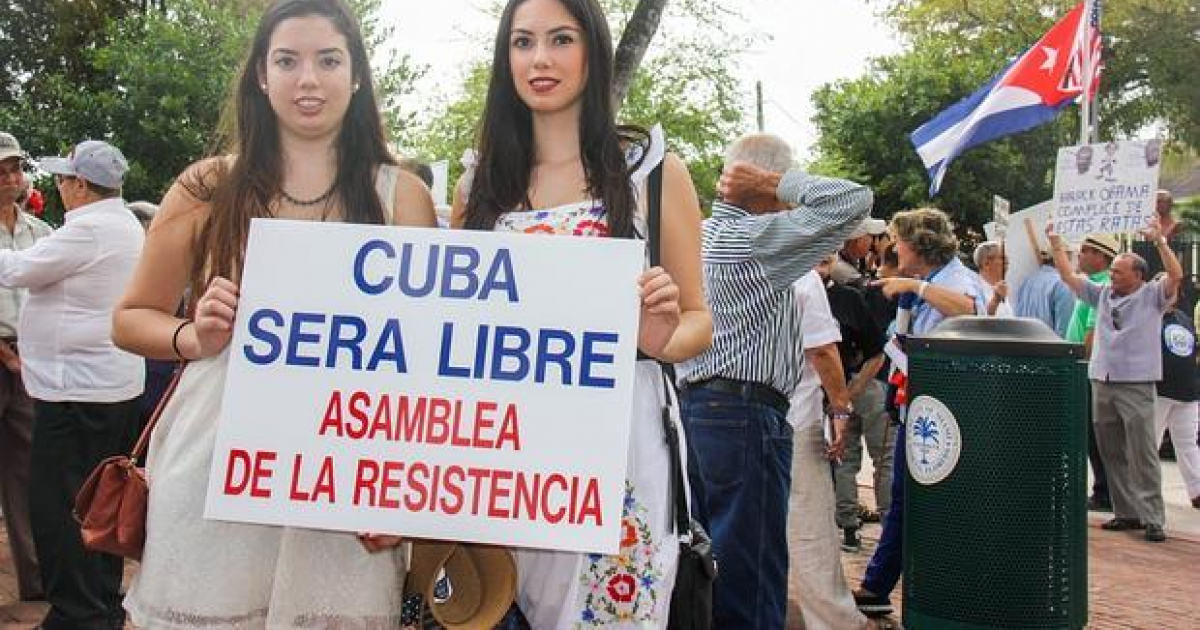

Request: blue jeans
left=862, top=423, right=906, bottom=598
left=680, top=386, right=793, bottom=630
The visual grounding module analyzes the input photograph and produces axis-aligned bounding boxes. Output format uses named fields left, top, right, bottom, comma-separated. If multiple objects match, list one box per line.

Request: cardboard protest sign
left=1002, top=201, right=1052, bottom=296
left=204, top=220, right=644, bottom=554
left=993, top=196, right=1011, bottom=240
left=1050, top=139, right=1163, bottom=237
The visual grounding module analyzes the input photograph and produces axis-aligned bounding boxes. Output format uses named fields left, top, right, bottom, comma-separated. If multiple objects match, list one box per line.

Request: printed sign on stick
left=993, top=196, right=1011, bottom=239
left=204, top=220, right=644, bottom=554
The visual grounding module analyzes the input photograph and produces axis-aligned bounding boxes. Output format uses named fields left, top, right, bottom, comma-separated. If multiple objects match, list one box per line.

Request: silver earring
left=260, top=83, right=268, bottom=92
left=353, top=83, right=360, bottom=93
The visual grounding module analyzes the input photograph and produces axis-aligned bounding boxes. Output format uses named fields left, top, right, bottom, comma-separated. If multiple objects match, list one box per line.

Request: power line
left=763, top=94, right=807, bottom=128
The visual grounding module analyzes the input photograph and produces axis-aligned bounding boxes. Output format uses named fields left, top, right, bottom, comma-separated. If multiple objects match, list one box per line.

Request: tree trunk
left=612, top=0, right=668, bottom=108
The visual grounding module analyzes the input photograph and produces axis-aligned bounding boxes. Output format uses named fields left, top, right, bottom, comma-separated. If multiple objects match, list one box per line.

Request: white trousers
left=789, top=410, right=869, bottom=630
left=1154, top=397, right=1200, bottom=500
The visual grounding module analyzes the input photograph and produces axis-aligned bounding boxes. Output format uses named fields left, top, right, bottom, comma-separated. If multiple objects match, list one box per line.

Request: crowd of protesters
left=1, top=0, right=1198, bottom=629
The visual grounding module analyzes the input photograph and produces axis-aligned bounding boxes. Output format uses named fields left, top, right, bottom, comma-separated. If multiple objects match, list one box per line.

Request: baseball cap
left=1081, top=233, right=1120, bottom=259
left=0, top=132, right=24, bottom=162
left=39, top=140, right=128, bottom=189
left=848, top=217, right=887, bottom=239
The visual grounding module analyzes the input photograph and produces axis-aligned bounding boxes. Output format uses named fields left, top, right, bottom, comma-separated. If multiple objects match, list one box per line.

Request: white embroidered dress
left=124, top=166, right=408, bottom=629
left=478, top=129, right=684, bottom=628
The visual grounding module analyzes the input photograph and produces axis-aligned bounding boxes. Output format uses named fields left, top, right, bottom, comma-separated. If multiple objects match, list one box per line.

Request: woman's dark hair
left=464, top=0, right=646, bottom=237
left=185, top=0, right=393, bottom=295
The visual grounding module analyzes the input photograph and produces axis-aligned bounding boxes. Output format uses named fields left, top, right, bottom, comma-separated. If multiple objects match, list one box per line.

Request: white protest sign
left=983, top=221, right=998, bottom=242
left=1002, top=201, right=1051, bottom=296
left=430, top=160, right=449, bottom=208
left=1050, top=139, right=1163, bottom=237
left=204, top=220, right=644, bottom=555
left=993, top=196, right=1011, bottom=240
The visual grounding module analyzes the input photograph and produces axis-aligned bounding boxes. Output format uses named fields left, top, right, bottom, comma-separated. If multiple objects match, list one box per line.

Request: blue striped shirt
left=677, top=171, right=872, bottom=396
left=1013, top=264, right=1076, bottom=338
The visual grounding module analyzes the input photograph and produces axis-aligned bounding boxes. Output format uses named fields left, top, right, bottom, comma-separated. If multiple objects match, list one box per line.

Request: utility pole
left=756, top=81, right=764, bottom=132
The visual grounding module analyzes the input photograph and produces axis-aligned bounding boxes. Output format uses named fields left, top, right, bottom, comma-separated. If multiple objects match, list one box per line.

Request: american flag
left=1062, top=0, right=1103, bottom=98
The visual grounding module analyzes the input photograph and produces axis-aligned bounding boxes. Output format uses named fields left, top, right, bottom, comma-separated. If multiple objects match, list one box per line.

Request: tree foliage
left=0, top=0, right=419, bottom=214
left=810, top=0, right=1199, bottom=232
left=0, top=1, right=140, bottom=108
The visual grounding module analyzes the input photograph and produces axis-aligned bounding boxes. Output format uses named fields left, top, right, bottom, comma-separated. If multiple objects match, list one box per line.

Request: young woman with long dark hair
left=453, top=0, right=712, bottom=626
left=112, top=0, right=435, bottom=626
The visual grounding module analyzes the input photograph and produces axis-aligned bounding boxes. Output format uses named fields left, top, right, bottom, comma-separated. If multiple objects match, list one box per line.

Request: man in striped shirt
left=676, top=133, right=872, bottom=630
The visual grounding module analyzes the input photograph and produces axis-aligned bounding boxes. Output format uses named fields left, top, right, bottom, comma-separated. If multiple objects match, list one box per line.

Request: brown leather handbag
left=74, top=364, right=185, bottom=560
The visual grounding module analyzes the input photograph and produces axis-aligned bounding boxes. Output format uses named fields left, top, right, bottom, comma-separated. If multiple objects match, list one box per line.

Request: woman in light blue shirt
left=852, top=207, right=984, bottom=618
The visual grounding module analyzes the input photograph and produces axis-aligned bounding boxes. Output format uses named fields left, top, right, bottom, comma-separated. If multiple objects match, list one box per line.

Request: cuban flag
left=912, top=1, right=1102, bottom=196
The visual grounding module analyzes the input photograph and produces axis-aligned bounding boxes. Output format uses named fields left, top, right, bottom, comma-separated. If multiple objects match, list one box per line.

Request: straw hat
left=1082, top=233, right=1121, bottom=259
left=406, top=541, right=516, bottom=629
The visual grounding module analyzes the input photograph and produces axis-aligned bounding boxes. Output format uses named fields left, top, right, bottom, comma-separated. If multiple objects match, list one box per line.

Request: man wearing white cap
left=830, top=216, right=891, bottom=551
left=831, top=217, right=886, bottom=286
left=0, top=139, right=144, bottom=629
left=0, top=131, right=52, bottom=603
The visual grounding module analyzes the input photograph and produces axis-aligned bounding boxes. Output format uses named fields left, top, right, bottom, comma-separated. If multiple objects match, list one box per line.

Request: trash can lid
left=910, top=316, right=1083, bottom=358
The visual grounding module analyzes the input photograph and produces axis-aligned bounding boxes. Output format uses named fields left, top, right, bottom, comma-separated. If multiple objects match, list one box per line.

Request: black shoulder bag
left=645, top=163, right=717, bottom=630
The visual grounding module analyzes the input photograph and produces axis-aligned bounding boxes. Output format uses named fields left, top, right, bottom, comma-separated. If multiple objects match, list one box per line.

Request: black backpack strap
left=648, top=162, right=664, bottom=268
left=636, top=162, right=666, bottom=363
left=659, top=366, right=692, bottom=540
left=645, top=161, right=687, bottom=536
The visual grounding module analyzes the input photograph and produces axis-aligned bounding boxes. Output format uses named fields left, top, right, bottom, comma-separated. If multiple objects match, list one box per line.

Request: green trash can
left=903, top=316, right=1088, bottom=630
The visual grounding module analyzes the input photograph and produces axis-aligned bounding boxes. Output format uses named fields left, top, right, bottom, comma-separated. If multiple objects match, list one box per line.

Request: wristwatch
left=828, top=403, right=854, bottom=420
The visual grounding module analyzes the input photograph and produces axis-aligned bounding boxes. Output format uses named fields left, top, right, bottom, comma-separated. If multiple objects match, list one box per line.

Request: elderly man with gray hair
left=972, top=240, right=1014, bottom=316
left=1049, top=219, right=1182, bottom=543
left=677, top=133, right=871, bottom=630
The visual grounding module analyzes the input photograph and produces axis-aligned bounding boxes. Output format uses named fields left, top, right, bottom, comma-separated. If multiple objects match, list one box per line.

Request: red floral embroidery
left=605, top=574, right=636, bottom=604
left=620, top=520, right=638, bottom=548
left=573, top=220, right=609, bottom=236
left=579, top=483, right=662, bottom=624
left=524, top=224, right=555, bottom=234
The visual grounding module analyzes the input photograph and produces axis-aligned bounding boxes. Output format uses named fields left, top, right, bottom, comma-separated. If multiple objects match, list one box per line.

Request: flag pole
left=1080, top=1, right=1101, bottom=145
left=1079, top=1, right=1093, bottom=144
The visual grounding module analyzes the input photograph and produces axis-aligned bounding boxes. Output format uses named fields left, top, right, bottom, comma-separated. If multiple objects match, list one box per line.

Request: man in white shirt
left=0, top=131, right=53, bottom=603
left=0, top=140, right=144, bottom=630
left=787, top=260, right=868, bottom=630
left=972, top=241, right=1014, bottom=317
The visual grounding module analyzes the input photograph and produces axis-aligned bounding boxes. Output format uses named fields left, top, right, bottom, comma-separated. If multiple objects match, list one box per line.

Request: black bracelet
left=172, top=319, right=193, bottom=360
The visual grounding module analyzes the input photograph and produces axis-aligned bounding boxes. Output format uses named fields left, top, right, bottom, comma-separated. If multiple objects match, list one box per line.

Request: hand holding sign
left=1045, top=217, right=1062, bottom=245
left=357, top=532, right=403, bottom=553
left=637, top=266, right=681, bottom=360
left=192, top=276, right=240, bottom=359
left=1139, top=216, right=1164, bottom=242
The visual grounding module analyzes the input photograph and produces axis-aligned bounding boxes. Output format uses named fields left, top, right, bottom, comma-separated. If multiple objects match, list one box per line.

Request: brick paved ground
left=784, top=459, right=1200, bottom=629
left=2, top=462, right=1197, bottom=629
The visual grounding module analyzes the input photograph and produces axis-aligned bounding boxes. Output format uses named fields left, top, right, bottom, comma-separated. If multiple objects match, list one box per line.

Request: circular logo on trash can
left=906, top=395, right=962, bottom=485
left=1164, top=324, right=1194, bottom=358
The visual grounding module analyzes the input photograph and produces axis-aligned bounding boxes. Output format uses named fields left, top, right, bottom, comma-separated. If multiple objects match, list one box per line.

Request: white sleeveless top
left=470, top=128, right=685, bottom=629
left=124, top=164, right=407, bottom=630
